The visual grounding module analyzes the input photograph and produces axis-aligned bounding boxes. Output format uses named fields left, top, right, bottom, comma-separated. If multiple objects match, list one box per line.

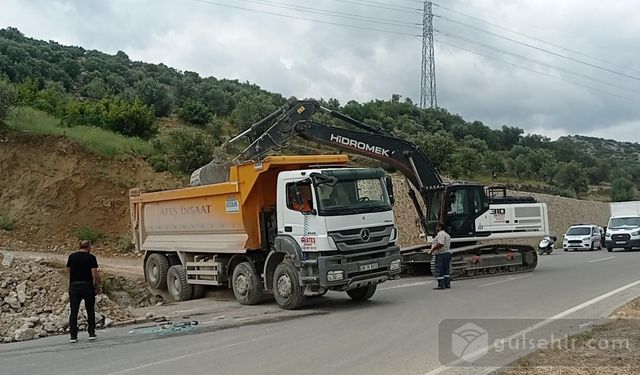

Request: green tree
left=0, top=78, right=16, bottom=125
left=610, top=177, right=636, bottom=202
left=104, top=98, right=157, bottom=139
left=133, top=78, right=172, bottom=117
left=82, top=77, right=109, bottom=99
left=483, top=152, right=506, bottom=176
left=153, top=128, right=219, bottom=174
left=555, top=161, right=589, bottom=196
left=449, top=147, right=478, bottom=179
left=179, top=99, right=212, bottom=126
left=414, top=131, right=456, bottom=171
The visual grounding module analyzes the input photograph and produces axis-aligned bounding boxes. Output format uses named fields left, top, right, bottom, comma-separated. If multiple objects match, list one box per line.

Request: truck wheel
left=232, top=262, right=263, bottom=305
left=607, top=247, right=613, bottom=252
left=145, top=253, right=169, bottom=290
left=273, top=261, right=306, bottom=310
left=347, top=285, right=377, bottom=301
left=166, top=265, right=193, bottom=301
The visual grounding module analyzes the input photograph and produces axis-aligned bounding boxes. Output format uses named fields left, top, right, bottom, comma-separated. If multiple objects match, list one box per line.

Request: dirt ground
left=499, top=298, right=640, bottom=374
left=0, top=130, right=183, bottom=255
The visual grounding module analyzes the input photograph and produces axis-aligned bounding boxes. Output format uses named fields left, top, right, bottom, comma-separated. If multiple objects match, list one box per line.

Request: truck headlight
left=632, top=231, right=640, bottom=236
left=390, top=227, right=398, bottom=242
left=327, top=270, right=344, bottom=281
left=390, top=259, right=401, bottom=271
left=606, top=233, right=611, bottom=238
left=328, top=236, right=338, bottom=250
left=583, top=237, right=591, bottom=241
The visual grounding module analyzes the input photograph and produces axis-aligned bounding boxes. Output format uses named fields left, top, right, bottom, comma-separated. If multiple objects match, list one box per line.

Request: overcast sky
left=2, top=0, right=639, bottom=142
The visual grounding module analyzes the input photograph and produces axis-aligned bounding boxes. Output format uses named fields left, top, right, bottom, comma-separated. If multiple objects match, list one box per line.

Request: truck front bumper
left=313, top=245, right=401, bottom=291
left=605, top=239, right=640, bottom=249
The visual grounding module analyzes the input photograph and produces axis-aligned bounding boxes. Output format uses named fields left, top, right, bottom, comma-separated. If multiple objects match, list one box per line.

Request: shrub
left=117, top=233, right=135, bottom=253
left=152, top=128, right=219, bottom=174
left=74, top=226, right=103, bottom=243
left=0, top=79, right=17, bottom=125
left=0, top=215, right=15, bottom=231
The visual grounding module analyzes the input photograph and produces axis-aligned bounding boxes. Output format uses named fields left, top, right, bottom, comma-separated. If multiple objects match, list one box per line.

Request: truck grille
left=568, top=240, right=582, bottom=244
left=328, top=225, right=393, bottom=255
left=612, top=234, right=631, bottom=241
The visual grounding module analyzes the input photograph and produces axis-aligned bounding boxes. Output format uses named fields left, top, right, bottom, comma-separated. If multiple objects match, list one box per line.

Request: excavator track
left=425, top=243, right=538, bottom=280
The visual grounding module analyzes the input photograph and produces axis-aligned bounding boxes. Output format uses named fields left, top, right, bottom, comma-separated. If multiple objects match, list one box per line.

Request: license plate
left=360, top=263, right=378, bottom=272
left=616, top=241, right=626, bottom=244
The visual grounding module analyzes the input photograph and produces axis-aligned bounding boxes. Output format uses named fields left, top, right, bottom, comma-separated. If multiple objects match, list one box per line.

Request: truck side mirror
left=385, top=176, right=395, bottom=206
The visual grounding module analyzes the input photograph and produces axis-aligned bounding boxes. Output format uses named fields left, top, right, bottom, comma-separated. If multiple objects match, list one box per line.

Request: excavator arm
left=227, top=100, right=444, bottom=236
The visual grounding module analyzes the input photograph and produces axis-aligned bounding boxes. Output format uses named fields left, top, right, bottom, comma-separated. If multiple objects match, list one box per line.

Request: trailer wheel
left=347, top=285, right=377, bottom=301
left=273, top=261, right=306, bottom=310
left=166, top=265, right=193, bottom=301
left=145, top=253, right=169, bottom=290
left=232, top=262, right=263, bottom=305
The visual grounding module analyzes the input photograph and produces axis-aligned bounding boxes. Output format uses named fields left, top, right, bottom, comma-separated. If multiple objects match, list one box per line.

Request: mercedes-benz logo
left=360, top=228, right=371, bottom=242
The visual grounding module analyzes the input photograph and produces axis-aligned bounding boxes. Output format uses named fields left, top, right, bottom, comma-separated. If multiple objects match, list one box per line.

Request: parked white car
left=563, top=224, right=602, bottom=251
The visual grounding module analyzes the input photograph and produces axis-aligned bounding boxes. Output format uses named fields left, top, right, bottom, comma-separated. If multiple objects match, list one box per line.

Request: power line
left=191, top=0, right=421, bottom=37
left=323, top=0, right=422, bottom=14
left=436, top=30, right=640, bottom=96
left=435, top=14, right=640, bottom=82
left=435, top=38, right=640, bottom=104
left=432, top=2, right=640, bottom=75
left=235, top=0, right=421, bottom=28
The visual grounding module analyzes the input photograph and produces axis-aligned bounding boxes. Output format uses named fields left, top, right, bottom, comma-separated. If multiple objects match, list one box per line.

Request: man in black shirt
left=66, top=240, right=101, bottom=343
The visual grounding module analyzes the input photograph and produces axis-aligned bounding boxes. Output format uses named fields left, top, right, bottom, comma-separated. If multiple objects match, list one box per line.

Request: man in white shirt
left=430, top=223, right=452, bottom=289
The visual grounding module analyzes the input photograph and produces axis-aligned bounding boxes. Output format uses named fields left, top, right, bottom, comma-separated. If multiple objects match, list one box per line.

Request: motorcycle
left=538, top=236, right=557, bottom=255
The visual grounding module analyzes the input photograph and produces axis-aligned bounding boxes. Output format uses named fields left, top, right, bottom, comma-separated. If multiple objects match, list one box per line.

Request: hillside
left=0, top=130, right=182, bottom=253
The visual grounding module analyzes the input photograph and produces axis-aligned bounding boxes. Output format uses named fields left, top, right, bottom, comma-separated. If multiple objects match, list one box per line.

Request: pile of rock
left=1, top=256, right=135, bottom=343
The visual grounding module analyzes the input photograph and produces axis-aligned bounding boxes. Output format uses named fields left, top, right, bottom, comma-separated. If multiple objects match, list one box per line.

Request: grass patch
left=7, top=107, right=154, bottom=157
left=0, top=215, right=15, bottom=231
left=74, top=226, right=104, bottom=243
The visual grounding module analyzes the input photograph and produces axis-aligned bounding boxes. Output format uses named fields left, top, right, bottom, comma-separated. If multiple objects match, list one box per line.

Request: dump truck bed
left=129, top=155, right=350, bottom=253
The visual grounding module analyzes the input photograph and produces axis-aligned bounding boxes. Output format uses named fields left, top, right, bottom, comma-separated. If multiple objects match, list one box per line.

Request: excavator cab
left=426, top=184, right=490, bottom=238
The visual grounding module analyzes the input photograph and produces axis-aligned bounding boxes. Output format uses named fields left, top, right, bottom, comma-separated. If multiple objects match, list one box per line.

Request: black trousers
left=69, top=281, right=96, bottom=338
left=434, top=252, right=452, bottom=288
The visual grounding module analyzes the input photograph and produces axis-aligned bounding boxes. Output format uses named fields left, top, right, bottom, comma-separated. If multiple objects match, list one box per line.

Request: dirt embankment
left=391, top=179, right=612, bottom=248
left=0, top=131, right=182, bottom=254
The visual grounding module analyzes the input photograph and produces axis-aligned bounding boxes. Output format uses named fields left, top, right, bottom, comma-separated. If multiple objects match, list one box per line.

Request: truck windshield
left=566, top=227, right=591, bottom=236
left=609, top=217, right=640, bottom=229
left=314, top=177, right=392, bottom=216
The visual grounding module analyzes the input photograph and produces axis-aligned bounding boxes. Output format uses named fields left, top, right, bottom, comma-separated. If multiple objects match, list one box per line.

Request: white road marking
left=422, top=278, right=640, bottom=375
left=106, top=334, right=273, bottom=374
left=476, top=274, right=531, bottom=288
left=589, top=256, right=616, bottom=263
left=379, top=281, right=433, bottom=290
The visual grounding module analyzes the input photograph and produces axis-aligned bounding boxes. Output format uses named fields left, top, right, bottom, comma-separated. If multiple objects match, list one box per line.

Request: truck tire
left=347, top=285, right=377, bottom=301
left=145, top=253, right=169, bottom=290
left=167, top=265, right=193, bottom=301
left=607, top=247, right=613, bottom=252
left=232, top=262, right=263, bottom=305
left=273, top=261, right=306, bottom=310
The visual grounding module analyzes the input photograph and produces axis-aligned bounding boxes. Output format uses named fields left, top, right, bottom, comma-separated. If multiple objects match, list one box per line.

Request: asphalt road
left=2, top=249, right=640, bottom=375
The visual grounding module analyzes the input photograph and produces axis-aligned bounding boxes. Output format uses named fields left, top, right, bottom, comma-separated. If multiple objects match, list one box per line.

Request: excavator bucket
left=190, top=162, right=231, bottom=186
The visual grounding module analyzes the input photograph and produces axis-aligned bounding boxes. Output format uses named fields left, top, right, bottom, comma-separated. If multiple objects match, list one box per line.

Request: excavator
left=192, top=99, right=550, bottom=280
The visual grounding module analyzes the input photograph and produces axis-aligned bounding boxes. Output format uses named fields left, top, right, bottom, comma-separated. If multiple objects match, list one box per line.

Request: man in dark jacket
left=66, top=240, right=101, bottom=343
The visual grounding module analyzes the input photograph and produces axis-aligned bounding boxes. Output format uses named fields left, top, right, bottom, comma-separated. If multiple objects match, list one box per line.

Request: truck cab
left=274, top=168, right=400, bottom=305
